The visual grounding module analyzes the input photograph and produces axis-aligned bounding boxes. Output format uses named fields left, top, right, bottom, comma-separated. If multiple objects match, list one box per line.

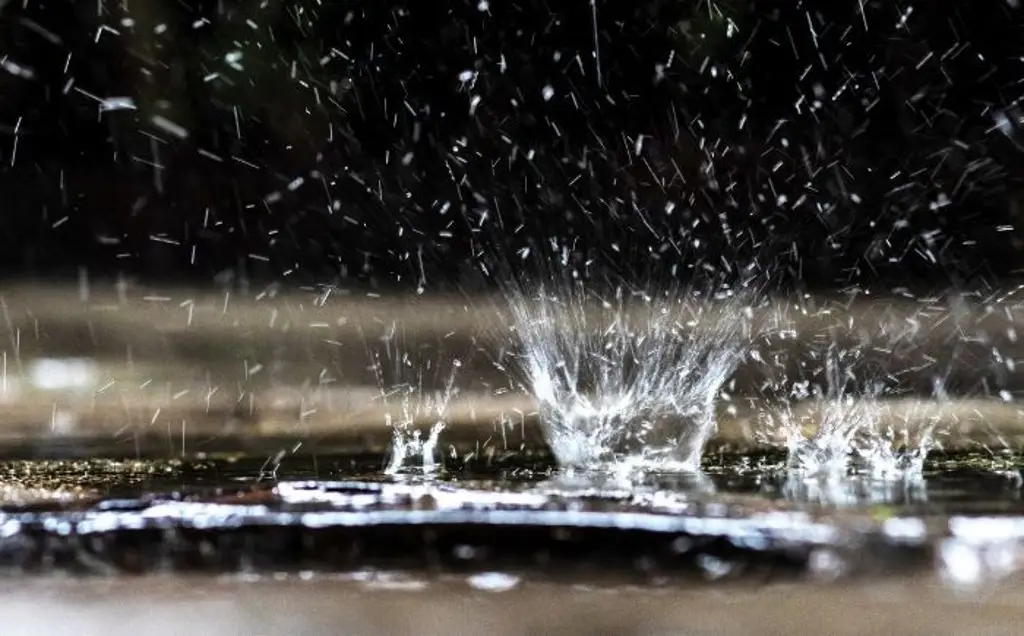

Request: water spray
left=507, top=280, right=748, bottom=473
left=365, top=324, right=463, bottom=475
left=754, top=308, right=949, bottom=489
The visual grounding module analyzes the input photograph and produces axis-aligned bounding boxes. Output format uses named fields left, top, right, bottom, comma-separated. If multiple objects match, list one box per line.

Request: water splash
left=507, top=281, right=747, bottom=472
left=851, top=390, right=946, bottom=480
left=381, top=392, right=450, bottom=475
left=365, top=324, right=462, bottom=475
left=786, top=395, right=883, bottom=479
left=758, top=339, right=945, bottom=483
left=762, top=386, right=936, bottom=508
left=755, top=342, right=882, bottom=479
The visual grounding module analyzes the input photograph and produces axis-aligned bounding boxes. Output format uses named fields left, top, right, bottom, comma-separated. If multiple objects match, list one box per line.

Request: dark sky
left=0, top=0, right=1021, bottom=292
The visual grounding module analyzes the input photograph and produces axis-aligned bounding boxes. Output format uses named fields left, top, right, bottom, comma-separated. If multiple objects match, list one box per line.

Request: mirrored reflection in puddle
left=776, top=473, right=929, bottom=507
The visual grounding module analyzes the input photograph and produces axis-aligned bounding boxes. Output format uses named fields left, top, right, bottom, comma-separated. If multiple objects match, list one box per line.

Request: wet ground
left=6, top=575, right=1024, bottom=636
left=0, top=452, right=1021, bottom=582
left=2, top=285, right=1024, bottom=632
left=1, top=452, right=1023, bottom=634
left=2, top=445, right=1024, bottom=634
left=8, top=450, right=1022, bottom=504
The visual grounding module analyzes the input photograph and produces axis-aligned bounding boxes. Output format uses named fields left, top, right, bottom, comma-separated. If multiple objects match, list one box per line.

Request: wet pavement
left=4, top=575, right=1023, bottom=636
left=0, top=285, right=1023, bottom=632
left=0, top=453, right=1018, bottom=584
left=0, top=452, right=1022, bottom=634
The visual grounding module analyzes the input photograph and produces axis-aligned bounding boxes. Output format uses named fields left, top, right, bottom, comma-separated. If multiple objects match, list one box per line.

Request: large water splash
left=365, top=324, right=462, bottom=475
left=507, top=281, right=747, bottom=472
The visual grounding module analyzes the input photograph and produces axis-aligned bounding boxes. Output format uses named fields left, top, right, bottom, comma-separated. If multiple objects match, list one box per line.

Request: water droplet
left=467, top=572, right=520, bottom=592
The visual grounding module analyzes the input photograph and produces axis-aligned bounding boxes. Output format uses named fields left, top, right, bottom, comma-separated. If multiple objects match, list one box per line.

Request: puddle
left=0, top=451, right=1018, bottom=584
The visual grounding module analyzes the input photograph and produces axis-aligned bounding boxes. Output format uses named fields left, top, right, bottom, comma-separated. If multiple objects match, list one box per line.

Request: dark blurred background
left=0, top=0, right=1021, bottom=293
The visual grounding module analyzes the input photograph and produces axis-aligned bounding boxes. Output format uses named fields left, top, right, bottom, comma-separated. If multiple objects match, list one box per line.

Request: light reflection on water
left=0, top=451, right=1022, bottom=515
left=0, top=453, right=1021, bottom=585
left=777, top=473, right=929, bottom=507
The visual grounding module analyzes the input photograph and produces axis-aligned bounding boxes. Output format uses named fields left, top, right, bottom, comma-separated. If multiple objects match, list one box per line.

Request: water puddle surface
left=0, top=451, right=1018, bottom=586
left=6, top=451, right=1023, bottom=509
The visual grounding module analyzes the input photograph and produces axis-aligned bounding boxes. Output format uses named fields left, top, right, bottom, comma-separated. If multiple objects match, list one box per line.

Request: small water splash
left=758, top=338, right=945, bottom=484
left=756, top=342, right=884, bottom=479
left=507, top=280, right=747, bottom=472
left=383, top=407, right=448, bottom=475
left=366, top=323, right=462, bottom=475
left=851, top=393, right=945, bottom=480
left=786, top=395, right=882, bottom=479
